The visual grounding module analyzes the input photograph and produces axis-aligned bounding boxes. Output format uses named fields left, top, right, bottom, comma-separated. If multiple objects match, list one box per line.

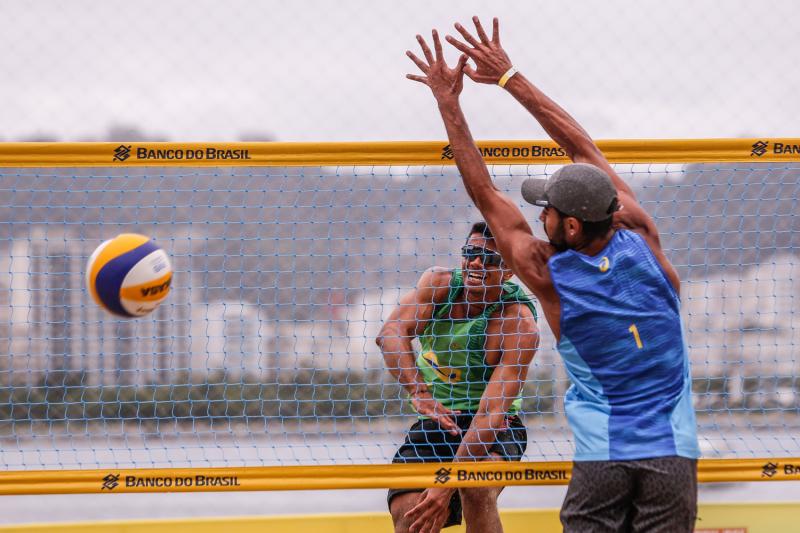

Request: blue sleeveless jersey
left=548, top=229, right=699, bottom=461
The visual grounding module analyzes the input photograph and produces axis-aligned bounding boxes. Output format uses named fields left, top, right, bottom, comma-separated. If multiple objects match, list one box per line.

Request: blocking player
left=405, top=17, right=700, bottom=533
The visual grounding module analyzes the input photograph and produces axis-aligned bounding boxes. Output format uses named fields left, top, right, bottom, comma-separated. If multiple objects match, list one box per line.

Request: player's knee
left=391, top=516, right=414, bottom=533
left=390, top=511, right=416, bottom=533
left=389, top=492, right=419, bottom=533
left=459, top=486, right=500, bottom=510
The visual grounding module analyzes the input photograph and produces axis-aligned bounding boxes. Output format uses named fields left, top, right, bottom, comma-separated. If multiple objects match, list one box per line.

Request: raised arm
left=406, top=31, right=549, bottom=292
left=376, top=267, right=462, bottom=435
left=446, top=17, right=667, bottom=255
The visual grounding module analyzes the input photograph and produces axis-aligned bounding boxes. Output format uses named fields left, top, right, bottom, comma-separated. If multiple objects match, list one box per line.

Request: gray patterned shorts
left=561, top=456, right=697, bottom=533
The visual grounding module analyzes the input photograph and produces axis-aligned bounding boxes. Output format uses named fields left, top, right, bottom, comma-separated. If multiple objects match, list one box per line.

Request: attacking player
left=377, top=221, right=538, bottom=533
left=405, top=17, right=700, bottom=533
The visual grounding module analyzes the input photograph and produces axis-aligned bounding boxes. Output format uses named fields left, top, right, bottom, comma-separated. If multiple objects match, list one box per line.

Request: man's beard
left=545, top=220, right=570, bottom=252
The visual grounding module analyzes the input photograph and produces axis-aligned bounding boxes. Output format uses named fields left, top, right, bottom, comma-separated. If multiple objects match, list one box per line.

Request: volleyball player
left=405, top=17, right=700, bottom=533
left=378, top=221, right=538, bottom=533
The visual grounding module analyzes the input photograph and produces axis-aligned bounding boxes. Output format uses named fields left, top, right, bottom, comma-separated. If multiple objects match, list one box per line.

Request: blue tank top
left=548, top=229, right=699, bottom=461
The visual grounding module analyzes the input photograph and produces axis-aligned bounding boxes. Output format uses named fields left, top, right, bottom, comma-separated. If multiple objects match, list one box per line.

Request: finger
left=472, top=15, right=490, bottom=44
left=445, top=34, right=476, bottom=57
left=432, top=29, right=444, bottom=62
left=406, top=50, right=430, bottom=74
left=463, top=64, right=479, bottom=81
left=414, top=511, right=441, bottom=533
left=445, top=423, right=461, bottom=436
left=409, top=511, right=433, bottom=533
left=416, top=34, right=434, bottom=65
left=406, top=74, right=429, bottom=85
left=403, top=495, right=426, bottom=520
left=434, top=413, right=461, bottom=436
left=413, top=519, right=430, bottom=533
left=492, top=17, right=500, bottom=44
left=463, top=65, right=495, bottom=84
left=454, top=21, right=481, bottom=48
left=455, top=53, right=468, bottom=73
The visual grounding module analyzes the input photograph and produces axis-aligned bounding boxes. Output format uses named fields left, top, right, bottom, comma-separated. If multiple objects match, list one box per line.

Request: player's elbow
left=376, top=322, right=403, bottom=351
left=375, top=328, right=390, bottom=350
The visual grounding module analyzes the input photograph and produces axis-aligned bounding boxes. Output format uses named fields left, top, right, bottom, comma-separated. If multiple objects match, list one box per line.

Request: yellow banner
left=0, top=458, right=798, bottom=495
left=0, top=139, right=799, bottom=167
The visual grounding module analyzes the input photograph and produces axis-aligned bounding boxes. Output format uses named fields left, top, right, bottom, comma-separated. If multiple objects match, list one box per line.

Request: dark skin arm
left=376, top=267, right=462, bottom=436
left=446, top=17, right=680, bottom=293
left=406, top=30, right=561, bottom=340
left=403, top=304, right=539, bottom=533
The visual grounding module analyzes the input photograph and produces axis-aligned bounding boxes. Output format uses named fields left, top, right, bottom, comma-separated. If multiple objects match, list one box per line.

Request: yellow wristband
left=498, top=67, right=518, bottom=88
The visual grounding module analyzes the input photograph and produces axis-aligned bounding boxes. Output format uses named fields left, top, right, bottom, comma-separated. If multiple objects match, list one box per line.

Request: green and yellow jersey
left=415, top=269, right=537, bottom=415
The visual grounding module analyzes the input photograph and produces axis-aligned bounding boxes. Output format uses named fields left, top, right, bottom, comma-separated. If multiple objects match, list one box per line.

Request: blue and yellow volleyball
left=85, top=234, right=172, bottom=318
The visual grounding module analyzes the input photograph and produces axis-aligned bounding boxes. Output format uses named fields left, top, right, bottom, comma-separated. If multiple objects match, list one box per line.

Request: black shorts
left=387, top=413, right=528, bottom=529
left=560, top=456, right=698, bottom=533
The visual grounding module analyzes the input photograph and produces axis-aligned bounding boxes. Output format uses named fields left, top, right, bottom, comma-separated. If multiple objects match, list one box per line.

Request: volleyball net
left=1, top=139, right=799, bottom=495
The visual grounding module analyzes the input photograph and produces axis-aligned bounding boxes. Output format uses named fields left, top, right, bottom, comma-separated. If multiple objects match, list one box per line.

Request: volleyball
left=85, top=233, right=172, bottom=317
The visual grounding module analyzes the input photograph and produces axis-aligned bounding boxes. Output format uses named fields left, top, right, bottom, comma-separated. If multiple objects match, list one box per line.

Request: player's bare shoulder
left=499, top=301, right=537, bottom=334
left=415, top=266, right=454, bottom=303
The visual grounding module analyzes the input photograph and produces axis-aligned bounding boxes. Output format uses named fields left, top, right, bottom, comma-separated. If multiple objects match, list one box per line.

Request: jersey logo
left=599, top=256, right=611, bottom=273
left=421, top=351, right=462, bottom=383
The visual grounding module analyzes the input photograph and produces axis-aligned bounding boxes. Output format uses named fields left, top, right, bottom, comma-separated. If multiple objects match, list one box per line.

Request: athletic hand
left=404, top=487, right=454, bottom=533
left=446, top=17, right=513, bottom=85
left=406, top=30, right=469, bottom=104
left=411, top=392, right=461, bottom=436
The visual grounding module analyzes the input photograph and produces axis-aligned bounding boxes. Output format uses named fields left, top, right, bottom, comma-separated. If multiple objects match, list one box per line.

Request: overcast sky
left=1, top=0, right=797, bottom=142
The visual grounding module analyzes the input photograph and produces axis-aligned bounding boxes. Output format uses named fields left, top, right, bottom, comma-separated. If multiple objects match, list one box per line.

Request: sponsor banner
left=440, top=142, right=568, bottom=161
left=0, top=458, right=799, bottom=495
left=758, top=460, right=800, bottom=480
left=0, top=462, right=573, bottom=495
left=101, top=472, right=241, bottom=491
left=431, top=464, right=569, bottom=487
left=749, top=140, right=800, bottom=158
left=0, top=139, right=799, bottom=167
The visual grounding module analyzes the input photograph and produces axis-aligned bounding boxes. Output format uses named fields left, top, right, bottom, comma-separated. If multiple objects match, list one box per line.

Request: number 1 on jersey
left=628, top=324, right=644, bottom=349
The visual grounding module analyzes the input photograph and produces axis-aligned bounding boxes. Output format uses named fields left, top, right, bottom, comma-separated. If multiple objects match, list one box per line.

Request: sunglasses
left=461, top=245, right=503, bottom=266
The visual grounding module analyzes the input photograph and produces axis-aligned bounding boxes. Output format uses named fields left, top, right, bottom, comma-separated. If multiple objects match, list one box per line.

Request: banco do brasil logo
left=761, top=462, right=778, bottom=478
left=750, top=140, right=769, bottom=157
left=102, top=473, right=121, bottom=490
left=434, top=467, right=452, bottom=484
left=113, top=145, right=132, bottom=162
left=441, top=144, right=454, bottom=160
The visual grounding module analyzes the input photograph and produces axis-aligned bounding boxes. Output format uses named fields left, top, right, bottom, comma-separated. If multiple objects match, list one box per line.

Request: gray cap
left=521, top=163, right=619, bottom=222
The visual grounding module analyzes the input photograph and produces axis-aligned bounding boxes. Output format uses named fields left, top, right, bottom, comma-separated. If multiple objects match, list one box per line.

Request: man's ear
left=501, top=267, right=514, bottom=282
left=564, top=216, right=582, bottom=238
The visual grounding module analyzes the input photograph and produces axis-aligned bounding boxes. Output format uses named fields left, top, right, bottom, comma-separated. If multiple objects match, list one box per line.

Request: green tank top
left=415, top=269, right=538, bottom=414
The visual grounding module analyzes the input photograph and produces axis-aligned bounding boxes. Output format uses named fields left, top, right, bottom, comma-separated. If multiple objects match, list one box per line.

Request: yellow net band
left=0, top=138, right=798, bottom=167
left=0, top=458, right=793, bottom=495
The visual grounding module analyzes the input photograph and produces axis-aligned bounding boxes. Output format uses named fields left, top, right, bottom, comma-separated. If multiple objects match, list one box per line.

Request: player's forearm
left=504, top=74, right=636, bottom=198
left=436, top=98, right=498, bottom=211
left=454, top=370, right=524, bottom=461
left=504, top=74, right=601, bottom=163
left=378, top=336, right=427, bottom=395
left=453, top=410, right=507, bottom=461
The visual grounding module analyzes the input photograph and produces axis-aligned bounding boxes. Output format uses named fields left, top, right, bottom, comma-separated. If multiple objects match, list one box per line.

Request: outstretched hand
left=406, top=30, right=468, bottom=104
left=446, top=16, right=513, bottom=85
